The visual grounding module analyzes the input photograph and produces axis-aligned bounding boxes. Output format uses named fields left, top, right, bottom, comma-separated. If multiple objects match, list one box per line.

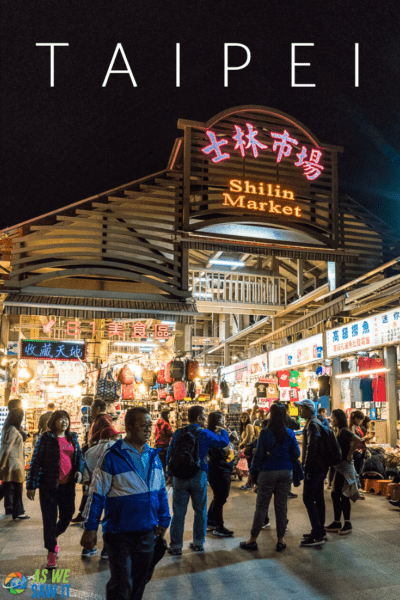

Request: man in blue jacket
left=166, top=405, right=230, bottom=555
left=80, top=407, right=170, bottom=600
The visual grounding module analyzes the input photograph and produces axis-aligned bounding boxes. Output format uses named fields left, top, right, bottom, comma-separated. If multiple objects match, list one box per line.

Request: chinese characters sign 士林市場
left=20, top=340, right=87, bottom=361
left=201, top=123, right=324, bottom=181
left=326, top=307, right=400, bottom=357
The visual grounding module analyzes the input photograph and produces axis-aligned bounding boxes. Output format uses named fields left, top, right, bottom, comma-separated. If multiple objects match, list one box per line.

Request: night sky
left=1, top=1, right=400, bottom=232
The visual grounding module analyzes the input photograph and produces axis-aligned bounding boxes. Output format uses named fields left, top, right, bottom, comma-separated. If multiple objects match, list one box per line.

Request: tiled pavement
left=1, top=481, right=400, bottom=599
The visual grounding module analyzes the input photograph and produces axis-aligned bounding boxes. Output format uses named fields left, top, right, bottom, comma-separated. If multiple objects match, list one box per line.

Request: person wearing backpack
left=295, top=399, right=331, bottom=547
left=166, top=405, right=230, bottom=555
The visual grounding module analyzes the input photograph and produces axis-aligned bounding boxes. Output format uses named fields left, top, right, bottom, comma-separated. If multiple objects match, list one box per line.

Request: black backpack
left=168, top=426, right=200, bottom=479
left=220, top=379, right=230, bottom=398
left=170, top=360, right=184, bottom=382
left=316, top=421, right=342, bottom=468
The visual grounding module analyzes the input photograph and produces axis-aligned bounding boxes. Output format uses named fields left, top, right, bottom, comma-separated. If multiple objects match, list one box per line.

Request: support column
left=224, top=343, right=230, bottom=367
left=297, top=259, right=304, bottom=297
left=384, top=345, right=398, bottom=447
left=331, top=357, right=341, bottom=411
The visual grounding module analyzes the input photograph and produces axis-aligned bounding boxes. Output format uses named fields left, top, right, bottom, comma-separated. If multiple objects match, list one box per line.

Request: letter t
left=36, top=43, right=69, bottom=87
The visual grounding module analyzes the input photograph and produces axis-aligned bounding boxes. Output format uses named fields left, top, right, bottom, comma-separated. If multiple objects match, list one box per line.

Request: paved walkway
left=1, top=481, right=400, bottom=599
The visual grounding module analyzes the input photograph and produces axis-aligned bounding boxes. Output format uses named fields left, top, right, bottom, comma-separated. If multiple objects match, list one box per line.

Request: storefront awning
left=250, top=294, right=347, bottom=344
left=2, top=294, right=197, bottom=323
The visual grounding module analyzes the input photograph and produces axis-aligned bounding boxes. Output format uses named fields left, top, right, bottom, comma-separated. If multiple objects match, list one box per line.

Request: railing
left=189, top=270, right=287, bottom=307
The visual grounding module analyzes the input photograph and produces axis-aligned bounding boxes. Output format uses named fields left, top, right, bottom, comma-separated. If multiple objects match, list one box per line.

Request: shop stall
left=326, top=306, right=400, bottom=446
left=268, top=332, right=327, bottom=423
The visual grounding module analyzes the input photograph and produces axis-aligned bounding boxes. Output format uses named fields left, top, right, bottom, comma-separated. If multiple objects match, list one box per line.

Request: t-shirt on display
left=277, top=370, right=290, bottom=387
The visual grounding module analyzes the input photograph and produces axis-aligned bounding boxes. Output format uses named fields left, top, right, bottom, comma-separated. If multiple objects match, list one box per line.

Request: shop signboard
left=269, top=333, right=324, bottom=371
left=20, top=339, right=87, bottom=361
left=326, top=307, right=400, bottom=357
left=248, top=351, right=268, bottom=375
left=192, top=337, right=219, bottom=346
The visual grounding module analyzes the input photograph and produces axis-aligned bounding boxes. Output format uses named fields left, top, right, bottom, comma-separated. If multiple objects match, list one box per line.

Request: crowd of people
left=0, top=394, right=392, bottom=600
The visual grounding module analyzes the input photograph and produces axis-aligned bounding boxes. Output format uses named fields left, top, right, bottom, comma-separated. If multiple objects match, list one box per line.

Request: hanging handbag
left=186, top=359, right=200, bottom=381
left=173, top=381, right=186, bottom=401
left=96, top=370, right=120, bottom=402
left=157, top=365, right=166, bottom=385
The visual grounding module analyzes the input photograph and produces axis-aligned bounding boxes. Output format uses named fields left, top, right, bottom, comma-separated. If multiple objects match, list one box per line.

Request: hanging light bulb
left=199, top=367, right=206, bottom=377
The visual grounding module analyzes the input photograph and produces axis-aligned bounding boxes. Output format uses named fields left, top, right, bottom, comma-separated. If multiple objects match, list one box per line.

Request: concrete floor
left=1, top=481, right=400, bottom=600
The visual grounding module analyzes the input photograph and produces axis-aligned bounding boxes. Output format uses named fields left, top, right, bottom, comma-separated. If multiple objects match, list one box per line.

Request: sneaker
left=81, top=547, right=97, bottom=557
left=339, top=522, right=352, bottom=535
left=325, top=521, right=342, bottom=532
left=288, top=491, right=298, bottom=498
left=300, top=536, right=325, bottom=547
left=239, top=541, right=258, bottom=551
left=213, top=526, right=234, bottom=537
left=54, top=539, right=59, bottom=555
left=261, top=520, right=270, bottom=529
left=240, top=484, right=251, bottom=490
left=303, top=532, right=328, bottom=541
left=167, top=547, right=182, bottom=556
left=100, top=549, right=109, bottom=560
left=46, top=552, right=57, bottom=569
left=189, top=543, right=204, bottom=552
left=70, top=514, right=84, bottom=523
left=389, top=499, right=400, bottom=508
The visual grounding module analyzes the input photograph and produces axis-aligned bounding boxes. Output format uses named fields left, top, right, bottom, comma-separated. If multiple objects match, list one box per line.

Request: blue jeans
left=302, top=471, right=326, bottom=539
left=169, top=469, right=207, bottom=549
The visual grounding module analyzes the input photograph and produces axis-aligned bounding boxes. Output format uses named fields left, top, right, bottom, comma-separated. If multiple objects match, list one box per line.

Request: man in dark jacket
left=295, top=399, right=327, bottom=547
left=37, top=403, right=55, bottom=435
left=89, top=399, right=113, bottom=445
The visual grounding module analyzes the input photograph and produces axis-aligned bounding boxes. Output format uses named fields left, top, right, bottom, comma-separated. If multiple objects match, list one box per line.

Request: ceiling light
left=209, top=259, right=245, bottom=267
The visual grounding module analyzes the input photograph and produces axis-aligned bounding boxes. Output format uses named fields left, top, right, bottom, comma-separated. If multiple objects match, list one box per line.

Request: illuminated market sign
left=223, top=179, right=301, bottom=217
left=39, top=319, right=171, bottom=340
left=201, top=123, right=324, bottom=181
left=326, top=307, right=400, bottom=357
left=20, top=339, right=87, bottom=361
left=269, top=333, right=324, bottom=370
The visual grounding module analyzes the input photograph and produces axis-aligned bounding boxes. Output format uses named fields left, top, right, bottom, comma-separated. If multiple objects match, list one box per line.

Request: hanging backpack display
left=118, top=365, right=135, bottom=385
left=143, top=369, right=157, bottom=388
left=186, top=360, right=200, bottom=381
left=187, top=380, right=196, bottom=400
left=121, top=384, right=135, bottom=400
left=220, top=379, right=230, bottom=398
left=169, top=359, right=184, bottom=382
left=164, top=362, right=172, bottom=384
left=168, top=426, right=200, bottom=479
left=157, top=365, right=166, bottom=385
left=173, top=381, right=186, bottom=401
left=205, top=378, right=218, bottom=399
left=96, top=371, right=120, bottom=402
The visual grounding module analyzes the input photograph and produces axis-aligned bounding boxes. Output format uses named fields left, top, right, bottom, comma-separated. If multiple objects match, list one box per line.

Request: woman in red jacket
left=154, top=410, right=173, bottom=472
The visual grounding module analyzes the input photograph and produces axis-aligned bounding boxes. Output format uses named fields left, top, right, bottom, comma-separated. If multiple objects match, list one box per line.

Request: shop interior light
left=48, top=384, right=55, bottom=392
left=209, top=259, right=245, bottom=267
left=335, top=367, right=390, bottom=379
left=1, top=358, right=8, bottom=366
left=161, top=321, right=176, bottom=326
left=138, top=382, right=146, bottom=394
left=21, top=398, right=28, bottom=410
left=113, top=342, right=161, bottom=348
left=199, top=367, right=206, bottom=377
left=72, top=384, right=82, bottom=398
left=134, top=365, right=143, bottom=378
